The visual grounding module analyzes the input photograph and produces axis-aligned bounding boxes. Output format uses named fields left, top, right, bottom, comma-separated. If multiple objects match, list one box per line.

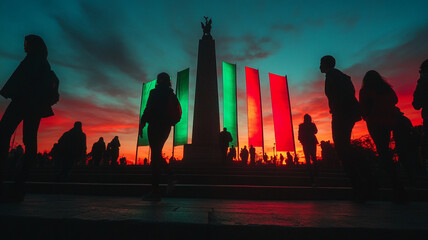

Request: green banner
left=174, top=68, right=189, bottom=146
left=223, top=62, right=238, bottom=147
left=137, top=79, right=157, bottom=146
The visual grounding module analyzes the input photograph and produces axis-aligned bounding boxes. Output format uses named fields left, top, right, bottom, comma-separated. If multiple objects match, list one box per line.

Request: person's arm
left=413, top=78, right=424, bottom=110
left=0, top=61, right=26, bottom=99
left=313, top=123, right=318, bottom=135
left=139, top=91, right=155, bottom=137
left=324, top=72, right=339, bottom=113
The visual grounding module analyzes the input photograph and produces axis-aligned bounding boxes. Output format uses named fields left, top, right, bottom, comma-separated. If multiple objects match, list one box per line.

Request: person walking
left=359, top=70, right=405, bottom=202
left=298, top=114, right=319, bottom=186
left=0, top=35, right=57, bottom=201
left=139, top=72, right=181, bottom=201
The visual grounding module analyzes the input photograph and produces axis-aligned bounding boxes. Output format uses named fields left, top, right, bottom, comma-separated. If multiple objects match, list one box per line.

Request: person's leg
left=18, top=116, right=41, bottom=186
left=423, top=118, right=428, bottom=173
left=310, top=144, right=318, bottom=184
left=332, top=116, right=359, bottom=192
left=0, top=102, right=24, bottom=196
left=368, top=125, right=401, bottom=192
left=303, top=145, right=313, bottom=183
left=148, top=124, right=171, bottom=191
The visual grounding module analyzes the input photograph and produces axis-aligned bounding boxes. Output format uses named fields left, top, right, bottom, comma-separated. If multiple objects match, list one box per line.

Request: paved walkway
left=1, top=194, right=427, bottom=239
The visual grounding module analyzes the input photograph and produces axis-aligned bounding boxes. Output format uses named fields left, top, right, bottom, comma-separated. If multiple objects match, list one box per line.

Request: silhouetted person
left=90, top=137, right=105, bottom=167
left=0, top=35, right=57, bottom=200
left=279, top=153, right=284, bottom=165
left=294, top=154, right=299, bottom=165
left=298, top=114, right=319, bottom=185
left=321, top=55, right=361, bottom=195
left=393, top=111, right=419, bottom=185
left=263, top=152, right=268, bottom=164
left=240, top=146, right=249, bottom=166
left=360, top=70, right=405, bottom=202
left=107, top=136, right=120, bottom=166
left=220, top=127, right=233, bottom=164
left=249, top=145, right=256, bottom=166
left=139, top=72, right=181, bottom=201
left=413, top=59, right=428, bottom=167
left=119, top=157, right=127, bottom=166
left=228, top=145, right=236, bottom=163
left=57, top=122, right=86, bottom=181
left=286, top=152, right=293, bottom=166
left=320, top=140, right=340, bottom=168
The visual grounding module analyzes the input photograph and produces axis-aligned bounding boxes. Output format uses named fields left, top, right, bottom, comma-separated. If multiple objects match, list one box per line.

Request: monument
left=183, top=17, right=222, bottom=164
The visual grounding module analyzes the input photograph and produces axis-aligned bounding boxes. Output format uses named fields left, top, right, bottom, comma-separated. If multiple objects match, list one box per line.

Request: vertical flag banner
left=269, top=73, right=295, bottom=151
left=137, top=79, right=157, bottom=146
left=245, top=67, right=264, bottom=147
left=223, top=62, right=238, bottom=147
left=174, top=68, right=189, bottom=146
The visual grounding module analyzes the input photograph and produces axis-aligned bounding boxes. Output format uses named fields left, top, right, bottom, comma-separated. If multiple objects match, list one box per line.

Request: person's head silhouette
left=24, top=35, right=48, bottom=58
left=420, top=59, right=428, bottom=75
left=320, top=55, right=335, bottom=73
left=74, top=121, right=82, bottom=131
left=223, top=127, right=227, bottom=131
left=304, top=114, right=312, bottom=123
left=156, top=72, right=171, bottom=87
left=362, top=70, right=391, bottom=92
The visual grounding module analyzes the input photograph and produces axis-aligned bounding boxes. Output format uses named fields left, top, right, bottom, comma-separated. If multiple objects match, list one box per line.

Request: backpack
left=167, top=92, right=182, bottom=126
left=45, top=70, right=60, bottom=106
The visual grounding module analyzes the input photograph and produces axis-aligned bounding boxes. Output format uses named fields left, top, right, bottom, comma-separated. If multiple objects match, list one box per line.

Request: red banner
left=245, top=67, right=264, bottom=147
left=269, top=73, right=295, bottom=151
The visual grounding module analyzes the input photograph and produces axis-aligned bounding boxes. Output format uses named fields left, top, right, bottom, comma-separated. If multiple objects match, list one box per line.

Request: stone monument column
left=183, top=17, right=221, bottom=164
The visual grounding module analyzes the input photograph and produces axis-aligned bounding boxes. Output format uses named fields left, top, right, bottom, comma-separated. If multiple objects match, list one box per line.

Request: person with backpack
left=139, top=72, right=181, bottom=201
left=0, top=35, right=58, bottom=201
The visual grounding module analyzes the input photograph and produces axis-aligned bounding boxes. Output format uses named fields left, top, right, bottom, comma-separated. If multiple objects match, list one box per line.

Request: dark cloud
left=50, top=1, right=149, bottom=101
left=217, top=35, right=282, bottom=62
left=52, top=15, right=146, bottom=81
left=345, top=25, right=428, bottom=89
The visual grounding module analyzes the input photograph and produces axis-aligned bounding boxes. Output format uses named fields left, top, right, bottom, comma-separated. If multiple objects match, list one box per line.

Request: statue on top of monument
left=201, top=16, right=212, bottom=38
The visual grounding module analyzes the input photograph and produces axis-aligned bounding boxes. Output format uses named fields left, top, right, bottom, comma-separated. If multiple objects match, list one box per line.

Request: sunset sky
left=1, top=0, right=428, bottom=163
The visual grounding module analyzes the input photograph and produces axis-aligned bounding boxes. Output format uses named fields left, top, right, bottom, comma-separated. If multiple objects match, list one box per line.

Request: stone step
left=5, top=182, right=428, bottom=201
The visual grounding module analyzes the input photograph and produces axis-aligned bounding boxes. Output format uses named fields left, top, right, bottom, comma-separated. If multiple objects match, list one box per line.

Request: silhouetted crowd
left=0, top=34, right=427, bottom=203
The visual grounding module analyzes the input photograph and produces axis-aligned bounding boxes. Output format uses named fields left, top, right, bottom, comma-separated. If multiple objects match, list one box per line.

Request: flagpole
left=285, top=75, right=296, bottom=154
left=259, top=69, right=265, bottom=157
left=135, top=82, right=145, bottom=165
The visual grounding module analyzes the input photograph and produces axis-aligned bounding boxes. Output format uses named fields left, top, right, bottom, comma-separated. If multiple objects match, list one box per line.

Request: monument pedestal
left=183, top=144, right=221, bottom=165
